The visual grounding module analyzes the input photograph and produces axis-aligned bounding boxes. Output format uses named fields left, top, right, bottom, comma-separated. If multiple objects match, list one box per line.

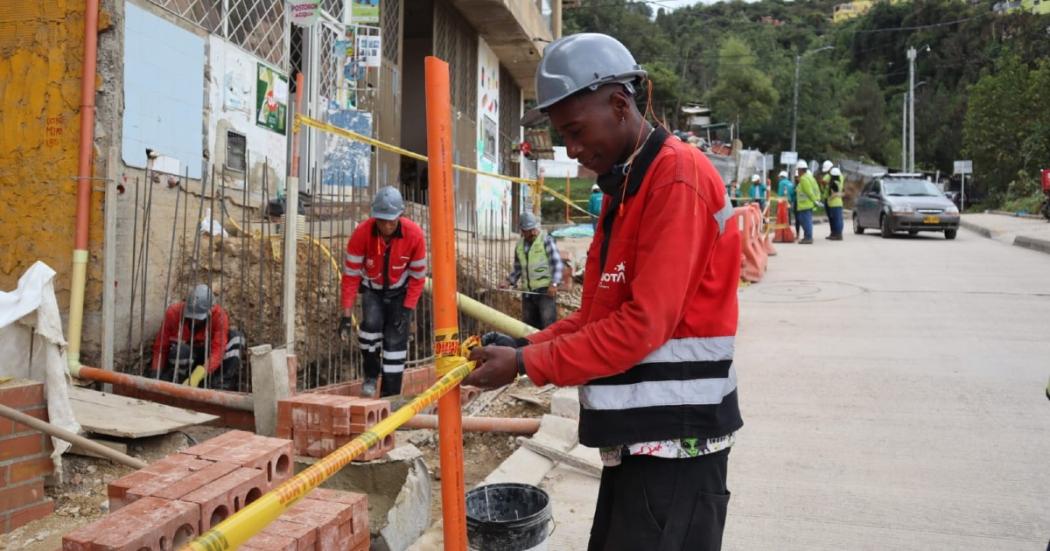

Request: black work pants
left=159, top=329, right=244, bottom=390
left=588, top=449, right=731, bottom=551
left=358, top=286, right=409, bottom=396
left=522, top=288, right=557, bottom=330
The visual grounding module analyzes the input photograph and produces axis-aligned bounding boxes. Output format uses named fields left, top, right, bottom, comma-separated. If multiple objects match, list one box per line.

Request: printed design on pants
left=600, top=433, right=736, bottom=467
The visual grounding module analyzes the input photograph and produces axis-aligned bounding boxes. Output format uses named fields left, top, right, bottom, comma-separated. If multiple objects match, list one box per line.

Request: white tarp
left=0, top=261, right=82, bottom=464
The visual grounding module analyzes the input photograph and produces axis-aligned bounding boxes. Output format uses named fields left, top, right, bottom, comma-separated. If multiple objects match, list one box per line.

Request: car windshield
left=883, top=179, right=942, bottom=197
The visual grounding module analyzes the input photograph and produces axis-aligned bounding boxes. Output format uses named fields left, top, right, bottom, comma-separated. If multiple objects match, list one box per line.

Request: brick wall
left=0, top=379, right=55, bottom=533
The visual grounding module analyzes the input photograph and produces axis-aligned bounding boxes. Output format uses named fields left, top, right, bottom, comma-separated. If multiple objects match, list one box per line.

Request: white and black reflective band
left=345, top=253, right=364, bottom=263
left=382, top=349, right=407, bottom=361
left=382, top=363, right=406, bottom=374
left=408, top=269, right=426, bottom=279
left=409, top=258, right=426, bottom=269
left=638, top=336, right=734, bottom=365
left=579, top=366, right=737, bottom=411
left=226, top=335, right=244, bottom=349
left=344, top=267, right=362, bottom=277
left=223, top=350, right=240, bottom=360
left=357, top=330, right=382, bottom=341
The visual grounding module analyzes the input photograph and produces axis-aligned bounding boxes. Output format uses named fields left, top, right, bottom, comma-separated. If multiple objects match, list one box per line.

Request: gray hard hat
left=184, top=284, right=213, bottom=321
left=520, top=211, right=540, bottom=232
left=522, top=33, right=647, bottom=127
left=371, top=186, right=405, bottom=221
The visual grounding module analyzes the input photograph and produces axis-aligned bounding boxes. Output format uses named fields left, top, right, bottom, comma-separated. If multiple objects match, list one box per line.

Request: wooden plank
left=69, top=386, right=218, bottom=438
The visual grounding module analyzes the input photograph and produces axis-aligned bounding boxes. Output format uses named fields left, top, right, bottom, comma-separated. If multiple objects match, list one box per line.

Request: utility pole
left=907, top=46, right=916, bottom=172
left=790, top=46, right=832, bottom=155
left=791, top=54, right=801, bottom=153
left=901, top=93, right=907, bottom=172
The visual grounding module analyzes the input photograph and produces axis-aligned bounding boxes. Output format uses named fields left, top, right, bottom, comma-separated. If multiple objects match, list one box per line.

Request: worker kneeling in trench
left=150, top=283, right=245, bottom=390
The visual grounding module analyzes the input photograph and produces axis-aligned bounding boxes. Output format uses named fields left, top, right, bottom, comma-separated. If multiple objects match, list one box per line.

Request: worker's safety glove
left=184, top=365, right=207, bottom=388
left=395, top=307, right=412, bottom=332
left=480, top=332, right=530, bottom=348
left=339, top=316, right=354, bottom=340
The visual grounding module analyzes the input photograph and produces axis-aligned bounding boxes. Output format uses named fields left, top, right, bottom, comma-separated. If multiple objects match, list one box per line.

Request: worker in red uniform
left=466, top=33, right=742, bottom=551
left=151, top=284, right=244, bottom=390
left=340, top=186, right=427, bottom=397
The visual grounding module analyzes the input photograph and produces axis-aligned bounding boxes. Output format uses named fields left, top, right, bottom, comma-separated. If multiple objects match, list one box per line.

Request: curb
left=959, top=219, right=995, bottom=239
left=1013, top=235, right=1050, bottom=255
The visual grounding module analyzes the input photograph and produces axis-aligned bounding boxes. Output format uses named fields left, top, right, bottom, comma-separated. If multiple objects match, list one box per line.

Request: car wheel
left=880, top=214, right=893, bottom=238
left=945, top=229, right=957, bottom=240
left=853, top=212, right=864, bottom=234
left=908, top=230, right=918, bottom=236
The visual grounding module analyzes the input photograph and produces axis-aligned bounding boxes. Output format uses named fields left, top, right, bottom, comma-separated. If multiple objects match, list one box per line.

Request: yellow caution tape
left=183, top=356, right=475, bottom=551
left=295, top=114, right=594, bottom=218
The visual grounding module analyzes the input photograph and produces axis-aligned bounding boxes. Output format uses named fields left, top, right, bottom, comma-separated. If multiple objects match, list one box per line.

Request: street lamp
left=901, top=81, right=926, bottom=172
left=790, top=45, right=833, bottom=154
left=907, top=45, right=931, bottom=172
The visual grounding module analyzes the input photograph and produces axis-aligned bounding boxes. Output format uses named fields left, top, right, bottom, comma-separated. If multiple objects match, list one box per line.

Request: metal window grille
left=226, top=130, right=247, bottom=172
left=147, top=0, right=288, bottom=68
left=381, top=0, right=401, bottom=62
left=433, top=1, right=477, bottom=115
left=498, top=65, right=521, bottom=174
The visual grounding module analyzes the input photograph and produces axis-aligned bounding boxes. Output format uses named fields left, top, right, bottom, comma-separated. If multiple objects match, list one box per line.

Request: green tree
left=963, top=54, right=1032, bottom=198
left=706, top=37, right=780, bottom=142
left=842, top=73, right=888, bottom=163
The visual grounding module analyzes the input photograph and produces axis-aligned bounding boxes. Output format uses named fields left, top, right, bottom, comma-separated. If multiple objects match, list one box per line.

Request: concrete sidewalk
left=961, top=212, right=1050, bottom=254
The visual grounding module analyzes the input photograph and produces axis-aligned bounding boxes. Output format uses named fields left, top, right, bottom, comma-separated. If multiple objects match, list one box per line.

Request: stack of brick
left=0, top=379, right=54, bottom=533
left=277, top=394, right=394, bottom=461
left=400, top=366, right=436, bottom=396
left=65, top=430, right=293, bottom=550
left=242, top=488, right=368, bottom=551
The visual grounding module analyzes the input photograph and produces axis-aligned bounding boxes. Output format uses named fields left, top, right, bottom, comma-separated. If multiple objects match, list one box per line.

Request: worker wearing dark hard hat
left=151, top=284, right=245, bottom=390
left=340, top=186, right=427, bottom=397
left=795, top=160, right=823, bottom=244
left=500, top=211, right=564, bottom=330
left=468, top=33, right=742, bottom=551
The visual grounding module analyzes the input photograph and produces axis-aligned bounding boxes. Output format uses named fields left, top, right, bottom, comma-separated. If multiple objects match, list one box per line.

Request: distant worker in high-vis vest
left=501, top=211, right=564, bottom=330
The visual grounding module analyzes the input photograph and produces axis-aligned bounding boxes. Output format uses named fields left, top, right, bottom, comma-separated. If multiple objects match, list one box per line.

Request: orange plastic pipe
left=66, top=0, right=100, bottom=370
left=75, top=0, right=99, bottom=252
left=291, top=72, right=305, bottom=176
left=402, top=414, right=541, bottom=435
left=76, top=366, right=255, bottom=411
left=424, top=56, right=468, bottom=551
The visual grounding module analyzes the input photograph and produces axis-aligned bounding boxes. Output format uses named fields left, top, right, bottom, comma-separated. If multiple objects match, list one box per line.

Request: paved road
left=728, top=226, right=1050, bottom=550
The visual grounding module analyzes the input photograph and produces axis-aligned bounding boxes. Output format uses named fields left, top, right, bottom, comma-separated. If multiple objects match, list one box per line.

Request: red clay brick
left=8, top=455, right=54, bottom=484
left=180, top=467, right=268, bottom=532
left=7, top=499, right=54, bottom=532
left=88, top=496, right=199, bottom=551
left=0, top=465, right=8, bottom=488
left=107, top=453, right=208, bottom=510
left=179, top=430, right=255, bottom=457
left=282, top=498, right=351, bottom=551
left=0, top=480, right=46, bottom=514
left=185, top=433, right=293, bottom=484
left=308, top=489, right=368, bottom=545
left=260, top=520, right=316, bottom=551
left=118, top=456, right=213, bottom=509
left=0, top=434, right=44, bottom=462
left=0, top=380, right=44, bottom=410
left=241, top=532, right=298, bottom=551
left=149, top=461, right=239, bottom=501
left=0, top=406, right=48, bottom=438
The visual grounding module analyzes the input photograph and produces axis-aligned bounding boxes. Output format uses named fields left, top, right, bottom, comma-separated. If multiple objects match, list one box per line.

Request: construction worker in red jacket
left=151, top=284, right=245, bottom=390
left=340, top=186, right=427, bottom=397
left=466, top=33, right=742, bottom=551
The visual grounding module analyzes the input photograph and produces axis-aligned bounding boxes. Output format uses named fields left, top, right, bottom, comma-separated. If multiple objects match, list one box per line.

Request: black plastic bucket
left=465, top=483, right=552, bottom=551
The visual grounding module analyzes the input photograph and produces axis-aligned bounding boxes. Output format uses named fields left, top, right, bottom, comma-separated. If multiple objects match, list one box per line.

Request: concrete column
left=250, top=344, right=292, bottom=436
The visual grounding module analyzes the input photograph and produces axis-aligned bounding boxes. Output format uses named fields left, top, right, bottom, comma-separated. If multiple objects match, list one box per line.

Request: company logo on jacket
left=600, top=261, right=627, bottom=286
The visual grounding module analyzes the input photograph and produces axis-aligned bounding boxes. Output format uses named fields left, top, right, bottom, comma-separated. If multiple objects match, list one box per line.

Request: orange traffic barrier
left=424, top=55, right=469, bottom=551
left=737, top=204, right=768, bottom=283
left=773, top=198, right=796, bottom=243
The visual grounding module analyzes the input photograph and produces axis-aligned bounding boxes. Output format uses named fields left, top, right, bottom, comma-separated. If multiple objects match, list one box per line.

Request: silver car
left=853, top=176, right=961, bottom=240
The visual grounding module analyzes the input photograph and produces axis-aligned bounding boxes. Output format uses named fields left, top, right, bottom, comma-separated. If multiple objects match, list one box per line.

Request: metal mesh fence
left=147, top=0, right=288, bottom=68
